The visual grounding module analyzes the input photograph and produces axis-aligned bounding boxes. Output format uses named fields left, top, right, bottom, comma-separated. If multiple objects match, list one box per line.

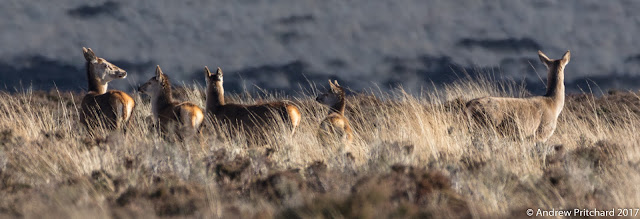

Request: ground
left=0, top=78, right=639, bottom=218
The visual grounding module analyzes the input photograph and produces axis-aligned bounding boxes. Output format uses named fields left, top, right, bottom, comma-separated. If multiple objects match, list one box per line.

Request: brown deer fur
left=139, top=66, right=204, bottom=135
left=204, top=67, right=301, bottom=136
left=316, top=80, right=354, bottom=143
left=80, top=47, right=135, bottom=131
left=465, top=50, right=570, bottom=142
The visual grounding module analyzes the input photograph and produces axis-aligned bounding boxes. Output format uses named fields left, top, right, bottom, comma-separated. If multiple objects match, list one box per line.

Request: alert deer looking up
left=204, top=67, right=301, bottom=138
left=465, top=50, right=570, bottom=143
left=80, top=47, right=135, bottom=131
left=316, top=80, right=354, bottom=143
left=138, top=66, right=204, bottom=136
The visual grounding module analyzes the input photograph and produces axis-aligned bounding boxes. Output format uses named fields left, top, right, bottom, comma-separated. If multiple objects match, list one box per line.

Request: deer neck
left=544, top=64, right=565, bottom=108
left=329, top=96, right=346, bottom=115
left=151, top=86, right=174, bottom=118
left=206, top=81, right=225, bottom=113
left=86, top=62, right=108, bottom=94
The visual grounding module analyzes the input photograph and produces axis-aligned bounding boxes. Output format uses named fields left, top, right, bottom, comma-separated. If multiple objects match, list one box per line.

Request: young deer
left=139, top=66, right=204, bottom=135
left=465, top=50, right=570, bottom=143
left=204, top=67, right=301, bottom=137
left=80, top=47, right=135, bottom=131
left=316, top=80, right=354, bottom=143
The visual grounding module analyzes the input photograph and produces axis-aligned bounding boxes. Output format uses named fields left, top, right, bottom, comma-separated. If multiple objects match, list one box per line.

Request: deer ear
left=204, top=66, right=212, bottom=77
left=334, top=80, right=340, bottom=87
left=155, top=65, right=163, bottom=80
left=216, top=67, right=223, bottom=76
left=561, top=50, right=571, bottom=65
left=538, top=50, right=552, bottom=68
left=83, top=47, right=97, bottom=62
left=329, top=80, right=341, bottom=93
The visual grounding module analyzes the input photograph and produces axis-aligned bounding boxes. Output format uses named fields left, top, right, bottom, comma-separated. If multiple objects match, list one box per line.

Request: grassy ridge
left=0, top=78, right=639, bottom=218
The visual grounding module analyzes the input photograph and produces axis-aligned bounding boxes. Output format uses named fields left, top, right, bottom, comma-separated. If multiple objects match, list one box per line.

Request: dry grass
left=0, top=78, right=639, bottom=218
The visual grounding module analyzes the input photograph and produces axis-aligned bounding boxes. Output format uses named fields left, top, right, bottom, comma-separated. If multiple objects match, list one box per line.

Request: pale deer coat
left=80, top=47, right=135, bottom=131
left=139, top=66, right=204, bottom=135
left=316, top=80, right=354, bottom=143
left=466, top=50, right=570, bottom=142
left=204, top=67, right=301, bottom=136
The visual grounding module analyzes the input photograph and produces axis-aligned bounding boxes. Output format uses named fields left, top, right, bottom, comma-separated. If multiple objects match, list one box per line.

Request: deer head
left=538, top=50, right=570, bottom=70
left=83, top=47, right=127, bottom=84
left=138, top=65, right=170, bottom=97
left=316, top=80, right=344, bottom=106
left=204, top=66, right=223, bottom=86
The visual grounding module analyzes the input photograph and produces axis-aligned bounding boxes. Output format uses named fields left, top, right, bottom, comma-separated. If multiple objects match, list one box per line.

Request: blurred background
left=1, top=0, right=640, bottom=95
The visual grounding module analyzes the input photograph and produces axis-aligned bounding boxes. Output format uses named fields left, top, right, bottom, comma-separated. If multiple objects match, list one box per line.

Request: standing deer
left=204, top=67, right=301, bottom=138
left=138, top=66, right=204, bottom=136
left=465, top=50, right=570, bottom=142
left=80, top=47, right=135, bottom=131
left=316, top=80, right=354, bottom=143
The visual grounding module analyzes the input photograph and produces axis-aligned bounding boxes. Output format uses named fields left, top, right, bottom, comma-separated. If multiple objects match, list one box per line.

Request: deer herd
left=79, top=47, right=571, bottom=144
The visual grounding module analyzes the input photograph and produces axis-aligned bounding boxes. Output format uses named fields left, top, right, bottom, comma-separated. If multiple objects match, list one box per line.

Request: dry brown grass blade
left=0, top=77, right=639, bottom=218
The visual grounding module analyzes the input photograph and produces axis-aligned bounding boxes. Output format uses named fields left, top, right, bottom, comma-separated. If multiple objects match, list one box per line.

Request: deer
left=465, top=50, right=570, bottom=143
left=138, top=65, right=204, bottom=136
left=80, top=47, right=135, bottom=131
left=204, top=66, right=301, bottom=139
left=316, top=80, right=354, bottom=143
